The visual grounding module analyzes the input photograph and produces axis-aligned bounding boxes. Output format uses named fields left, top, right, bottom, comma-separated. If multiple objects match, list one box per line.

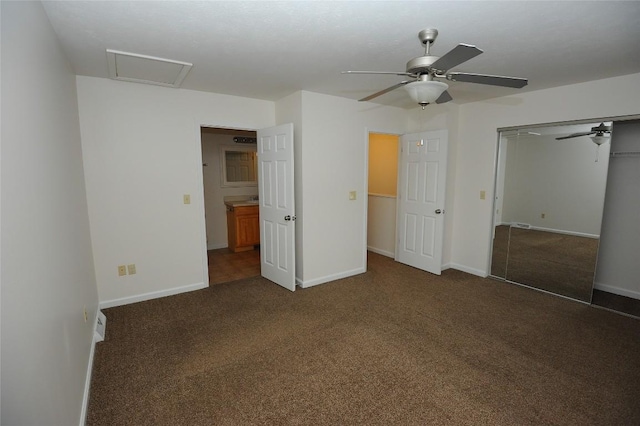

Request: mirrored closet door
left=490, top=121, right=612, bottom=302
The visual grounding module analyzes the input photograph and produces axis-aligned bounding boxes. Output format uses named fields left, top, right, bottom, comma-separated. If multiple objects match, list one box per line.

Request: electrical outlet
left=83, top=306, right=88, bottom=323
left=127, top=264, right=136, bottom=275
left=183, top=194, right=191, bottom=204
left=541, top=213, right=546, bottom=219
left=118, top=265, right=127, bottom=276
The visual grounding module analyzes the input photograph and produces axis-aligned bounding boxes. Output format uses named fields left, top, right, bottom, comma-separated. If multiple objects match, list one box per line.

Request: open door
left=396, top=130, right=448, bottom=275
left=257, top=123, right=296, bottom=291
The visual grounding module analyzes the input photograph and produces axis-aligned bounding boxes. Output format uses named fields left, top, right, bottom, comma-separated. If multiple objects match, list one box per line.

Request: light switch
left=480, top=190, right=486, bottom=200
left=183, top=194, right=191, bottom=204
left=127, top=264, right=136, bottom=275
left=349, top=191, right=357, bottom=201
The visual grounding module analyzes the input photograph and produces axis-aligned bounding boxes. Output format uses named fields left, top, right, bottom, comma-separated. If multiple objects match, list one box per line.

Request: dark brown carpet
left=88, top=252, right=640, bottom=425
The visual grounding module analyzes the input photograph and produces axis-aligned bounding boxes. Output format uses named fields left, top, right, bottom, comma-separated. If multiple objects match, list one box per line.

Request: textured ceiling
left=42, top=1, right=640, bottom=109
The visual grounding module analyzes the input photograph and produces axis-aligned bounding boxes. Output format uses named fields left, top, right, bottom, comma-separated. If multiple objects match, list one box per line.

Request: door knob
left=284, top=215, right=297, bottom=221
left=435, top=209, right=443, bottom=214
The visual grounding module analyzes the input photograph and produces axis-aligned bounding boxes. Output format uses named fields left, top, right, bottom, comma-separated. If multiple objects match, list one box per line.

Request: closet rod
left=609, top=151, right=640, bottom=158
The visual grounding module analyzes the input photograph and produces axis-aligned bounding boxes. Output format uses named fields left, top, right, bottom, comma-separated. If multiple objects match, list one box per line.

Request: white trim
left=498, top=222, right=600, bottom=239
left=79, top=311, right=100, bottom=426
left=530, top=225, right=599, bottom=239
left=367, top=246, right=395, bottom=258
left=207, top=242, right=228, bottom=250
left=195, top=123, right=211, bottom=300
left=448, top=263, right=487, bottom=278
left=99, top=281, right=207, bottom=309
left=594, top=282, right=640, bottom=300
left=368, top=193, right=397, bottom=199
left=297, top=267, right=366, bottom=289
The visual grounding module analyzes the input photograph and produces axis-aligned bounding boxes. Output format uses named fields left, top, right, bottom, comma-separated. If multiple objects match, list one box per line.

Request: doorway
left=200, top=126, right=261, bottom=285
left=366, top=129, right=449, bottom=275
left=367, top=132, right=400, bottom=259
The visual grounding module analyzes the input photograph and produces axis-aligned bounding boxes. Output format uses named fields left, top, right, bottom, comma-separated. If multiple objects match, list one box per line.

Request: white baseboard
left=297, top=267, right=366, bottom=289
left=594, top=282, right=640, bottom=300
left=99, top=281, right=208, bottom=309
left=530, top=226, right=599, bottom=239
left=501, top=222, right=599, bottom=239
left=207, top=242, right=227, bottom=250
left=448, top=263, right=487, bottom=278
left=367, top=246, right=395, bottom=258
left=79, top=310, right=101, bottom=426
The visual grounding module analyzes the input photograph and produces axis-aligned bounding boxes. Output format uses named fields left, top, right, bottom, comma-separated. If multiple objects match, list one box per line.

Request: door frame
left=363, top=127, right=403, bottom=271
left=364, top=127, right=449, bottom=274
left=195, top=122, right=259, bottom=287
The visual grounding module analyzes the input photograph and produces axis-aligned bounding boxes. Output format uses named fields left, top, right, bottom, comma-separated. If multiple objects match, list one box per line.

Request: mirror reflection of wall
left=491, top=122, right=612, bottom=302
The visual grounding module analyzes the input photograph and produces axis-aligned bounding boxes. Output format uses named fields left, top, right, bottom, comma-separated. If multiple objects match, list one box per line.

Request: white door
left=396, top=130, right=448, bottom=274
left=257, top=123, right=296, bottom=291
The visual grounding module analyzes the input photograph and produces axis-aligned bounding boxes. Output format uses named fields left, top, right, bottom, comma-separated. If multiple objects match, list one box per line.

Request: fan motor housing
left=406, top=55, right=440, bottom=75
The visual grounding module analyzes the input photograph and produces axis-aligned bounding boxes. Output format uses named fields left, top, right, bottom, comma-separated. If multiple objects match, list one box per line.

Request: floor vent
left=95, top=311, right=107, bottom=342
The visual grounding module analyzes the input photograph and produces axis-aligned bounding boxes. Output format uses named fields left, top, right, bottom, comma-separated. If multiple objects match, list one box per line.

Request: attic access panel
left=106, top=49, right=192, bottom=88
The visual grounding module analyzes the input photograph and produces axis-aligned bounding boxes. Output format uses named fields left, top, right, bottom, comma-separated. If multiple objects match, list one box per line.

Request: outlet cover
left=118, top=265, right=127, bottom=276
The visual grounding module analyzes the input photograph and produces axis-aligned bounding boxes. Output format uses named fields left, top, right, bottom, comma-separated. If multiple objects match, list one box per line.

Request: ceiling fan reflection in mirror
left=343, top=29, right=528, bottom=109
left=556, top=122, right=612, bottom=162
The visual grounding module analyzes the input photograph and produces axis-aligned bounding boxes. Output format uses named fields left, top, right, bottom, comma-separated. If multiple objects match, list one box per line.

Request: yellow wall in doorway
left=368, top=133, right=399, bottom=196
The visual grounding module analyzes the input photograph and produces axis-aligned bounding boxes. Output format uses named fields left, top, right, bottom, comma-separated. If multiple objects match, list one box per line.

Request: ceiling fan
left=343, top=29, right=528, bottom=108
left=555, top=122, right=612, bottom=143
left=555, top=122, right=612, bottom=162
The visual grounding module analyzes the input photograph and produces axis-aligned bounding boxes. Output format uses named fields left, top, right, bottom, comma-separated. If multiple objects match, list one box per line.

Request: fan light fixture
left=590, top=134, right=609, bottom=145
left=403, top=80, right=449, bottom=109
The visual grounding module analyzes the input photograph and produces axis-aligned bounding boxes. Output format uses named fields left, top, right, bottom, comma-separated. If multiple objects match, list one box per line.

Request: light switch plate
left=349, top=191, right=357, bottom=200
left=480, top=190, right=486, bottom=200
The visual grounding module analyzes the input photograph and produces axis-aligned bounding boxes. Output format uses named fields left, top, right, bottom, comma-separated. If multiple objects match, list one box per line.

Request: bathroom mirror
left=220, top=145, right=258, bottom=187
left=490, top=121, right=612, bottom=302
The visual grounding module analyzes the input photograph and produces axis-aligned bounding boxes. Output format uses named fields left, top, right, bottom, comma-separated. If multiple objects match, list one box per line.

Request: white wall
left=367, top=195, right=397, bottom=257
left=289, top=92, right=407, bottom=287
left=452, top=73, right=640, bottom=277
left=1, top=2, right=99, bottom=425
left=201, top=133, right=258, bottom=250
left=596, top=120, right=640, bottom=299
left=501, top=134, right=609, bottom=236
left=76, top=76, right=274, bottom=307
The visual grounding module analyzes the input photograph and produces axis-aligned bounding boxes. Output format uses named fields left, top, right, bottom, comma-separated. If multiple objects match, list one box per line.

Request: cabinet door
left=237, top=214, right=259, bottom=246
